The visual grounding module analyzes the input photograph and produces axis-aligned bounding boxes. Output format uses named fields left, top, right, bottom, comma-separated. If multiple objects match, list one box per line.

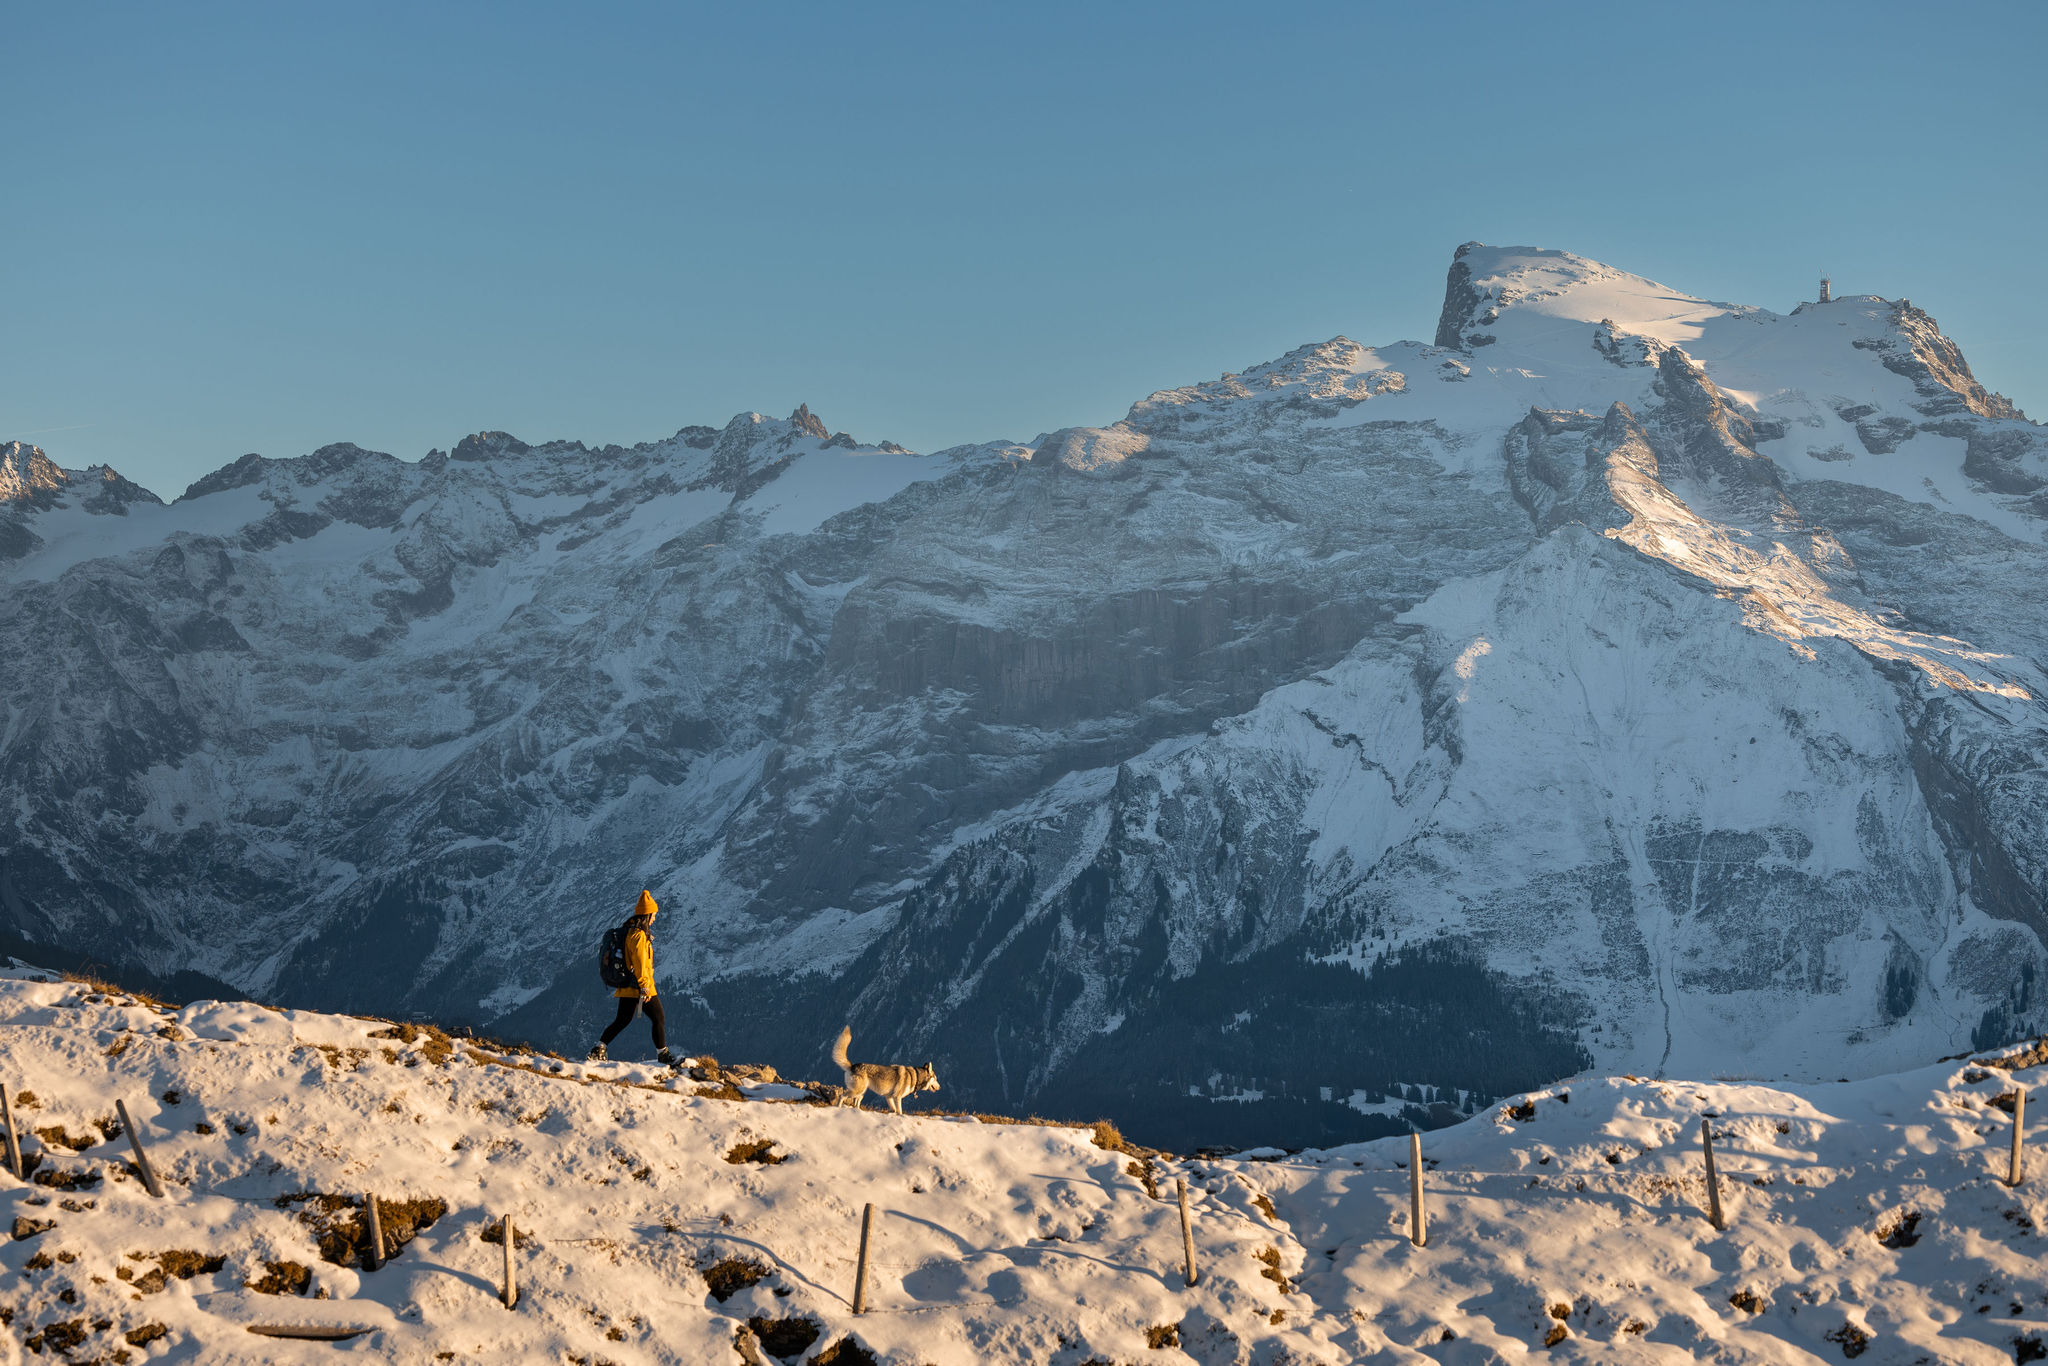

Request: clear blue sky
left=6, top=2, right=2043, bottom=499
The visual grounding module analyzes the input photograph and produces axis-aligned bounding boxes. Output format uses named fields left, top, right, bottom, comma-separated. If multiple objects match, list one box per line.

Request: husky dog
left=831, top=1026, right=940, bottom=1114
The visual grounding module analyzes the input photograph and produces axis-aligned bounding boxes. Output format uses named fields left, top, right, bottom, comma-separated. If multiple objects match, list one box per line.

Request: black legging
left=599, top=995, right=667, bottom=1052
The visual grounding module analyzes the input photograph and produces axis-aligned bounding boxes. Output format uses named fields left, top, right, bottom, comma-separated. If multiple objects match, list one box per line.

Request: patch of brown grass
left=478, top=1220, right=533, bottom=1249
left=701, top=1254, right=773, bottom=1301
left=155, top=1250, right=226, bottom=1279
left=812, top=1337, right=879, bottom=1366
left=60, top=970, right=179, bottom=1012
left=1254, top=1246, right=1291, bottom=1292
left=1825, top=1323, right=1871, bottom=1357
left=747, top=1316, right=820, bottom=1358
left=248, top=1260, right=312, bottom=1295
left=1146, top=1322, right=1181, bottom=1349
left=23, top=1319, right=88, bottom=1355
left=122, top=1249, right=222, bottom=1292
left=35, top=1125, right=101, bottom=1152
left=367, top=1023, right=457, bottom=1066
left=275, top=1193, right=447, bottom=1266
left=725, top=1140, right=786, bottom=1166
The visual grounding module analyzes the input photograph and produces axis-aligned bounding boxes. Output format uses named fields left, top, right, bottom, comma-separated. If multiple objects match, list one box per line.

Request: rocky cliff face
left=5, top=244, right=2047, bottom=1148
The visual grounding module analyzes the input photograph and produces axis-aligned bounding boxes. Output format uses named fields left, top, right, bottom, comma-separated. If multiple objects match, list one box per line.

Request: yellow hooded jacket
left=616, top=890, right=658, bottom=1000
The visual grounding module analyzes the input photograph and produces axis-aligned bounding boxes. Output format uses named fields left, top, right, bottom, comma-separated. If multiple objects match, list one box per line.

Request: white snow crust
left=4, top=972, right=2048, bottom=1364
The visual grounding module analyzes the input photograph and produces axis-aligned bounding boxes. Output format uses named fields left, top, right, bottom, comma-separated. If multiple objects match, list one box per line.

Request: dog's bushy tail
left=831, top=1024, right=853, bottom=1070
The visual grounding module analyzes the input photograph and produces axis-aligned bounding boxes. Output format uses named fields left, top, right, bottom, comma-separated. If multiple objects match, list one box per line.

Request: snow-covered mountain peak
left=449, top=429, right=532, bottom=463
left=0, top=441, right=68, bottom=506
left=1122, top=337, right=1413, bottom=436
left=1435, top=241, right=1741, bottom=353
left=1, top=441, right=160, bottom=515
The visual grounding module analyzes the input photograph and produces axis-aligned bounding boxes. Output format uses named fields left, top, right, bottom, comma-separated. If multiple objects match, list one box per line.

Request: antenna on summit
left=1818, top=275, right=1832, bottom=304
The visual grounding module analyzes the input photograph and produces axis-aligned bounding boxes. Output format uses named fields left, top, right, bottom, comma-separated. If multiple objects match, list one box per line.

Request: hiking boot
left=586, top=1044, right=606, bottom=1062
left=656, top=1047, right=679, bottom=1068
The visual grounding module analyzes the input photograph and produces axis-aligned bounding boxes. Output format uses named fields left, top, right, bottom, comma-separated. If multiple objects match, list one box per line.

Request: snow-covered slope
left=4, top=967, right=2047, bottom=1365
left=4, top=244, right=2048, bottom=1149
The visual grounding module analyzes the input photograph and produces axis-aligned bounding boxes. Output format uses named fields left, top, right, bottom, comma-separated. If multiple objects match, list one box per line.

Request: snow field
left=3, top=969, right=2047, bottom=1364
left=0, top=972, right=1310, bottom=1365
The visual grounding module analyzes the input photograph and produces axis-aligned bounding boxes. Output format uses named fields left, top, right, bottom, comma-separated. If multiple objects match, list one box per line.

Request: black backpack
left=597, top=923, right=634, bottom=988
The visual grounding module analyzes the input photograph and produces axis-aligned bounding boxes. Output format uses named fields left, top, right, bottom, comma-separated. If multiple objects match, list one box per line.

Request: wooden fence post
left=115, top=1100, right=163, bottom=1199
left=363, top=1194, right=385, bottom=1271
left=851, top=1203, right=874, bottom=1314
left=2010, top=1085, right=2028, bottom=1188
left=1, top=1084, right=20, bottom=1181
left=1177, top=1176, right=1199, bottom=1287
left=501, top=1214, right=518, bottom=1308
left=1409, top=1132, right=1428, bottom=1248
left=1700, top=1117, right=1725, bottom=1231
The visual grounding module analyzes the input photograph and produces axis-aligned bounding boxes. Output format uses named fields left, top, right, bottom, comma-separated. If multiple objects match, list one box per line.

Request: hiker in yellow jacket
left=588, top=890, right=677, bottom=1066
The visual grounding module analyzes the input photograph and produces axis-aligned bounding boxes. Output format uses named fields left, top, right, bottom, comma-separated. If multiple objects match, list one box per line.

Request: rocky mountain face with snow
left=5, top=245, right=2048, bottom=1149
